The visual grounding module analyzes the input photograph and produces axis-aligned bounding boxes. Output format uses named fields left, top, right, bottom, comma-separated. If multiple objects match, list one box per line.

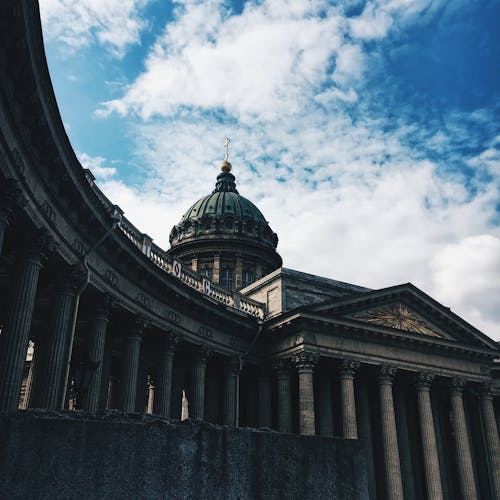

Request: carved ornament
left=352, top=303, right=441, bottom=337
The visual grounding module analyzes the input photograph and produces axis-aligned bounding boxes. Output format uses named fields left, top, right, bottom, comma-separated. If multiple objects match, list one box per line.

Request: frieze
left=104, top=269, right=119, bottom=288
left=136, top=292, right=153, bottom=312
left=11, top=148, right=26, bottom=176
left=41, top=199, right=56, bottom=223
left=166, top=310, right=181, bottom=326
left=198, top=326, right=213, bottom=339
left=229, top=337, right=242, bottom=349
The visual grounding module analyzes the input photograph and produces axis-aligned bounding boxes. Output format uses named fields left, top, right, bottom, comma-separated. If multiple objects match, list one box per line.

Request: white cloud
left=430, top=235, right=500, bottom=336
left=349, top=4, right=393, bottom=40
left=39, top=0, right=151, bottom=57
left=78, top=152, right=117, bottom=180
left=97, top=0, right=350, bottom=121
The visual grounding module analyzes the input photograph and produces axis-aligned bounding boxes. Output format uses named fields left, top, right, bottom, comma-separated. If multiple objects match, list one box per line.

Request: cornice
left=264, top=311, right=498, bottom=361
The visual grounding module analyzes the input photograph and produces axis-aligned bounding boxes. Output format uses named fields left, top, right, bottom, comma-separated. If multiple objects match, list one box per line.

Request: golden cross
left=224, top=137, right=230, bottom=162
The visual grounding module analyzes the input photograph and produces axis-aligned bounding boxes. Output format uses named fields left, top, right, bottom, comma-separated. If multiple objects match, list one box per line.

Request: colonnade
left=0, top=218, right=498, bottom=499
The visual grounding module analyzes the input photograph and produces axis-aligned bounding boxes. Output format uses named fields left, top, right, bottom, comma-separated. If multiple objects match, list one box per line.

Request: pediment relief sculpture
left=350, top=303, right=442, bottom=338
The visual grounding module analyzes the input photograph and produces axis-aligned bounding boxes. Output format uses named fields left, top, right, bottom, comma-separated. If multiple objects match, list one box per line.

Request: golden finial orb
left=221, top=136, right=232, bottom=173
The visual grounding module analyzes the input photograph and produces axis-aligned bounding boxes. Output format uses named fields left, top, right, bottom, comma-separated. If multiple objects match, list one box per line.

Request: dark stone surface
left=0, top=410, right=368, bottom=500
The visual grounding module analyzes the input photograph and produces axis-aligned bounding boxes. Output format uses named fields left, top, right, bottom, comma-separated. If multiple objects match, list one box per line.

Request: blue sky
left=39, top=0, right=500, bottom=339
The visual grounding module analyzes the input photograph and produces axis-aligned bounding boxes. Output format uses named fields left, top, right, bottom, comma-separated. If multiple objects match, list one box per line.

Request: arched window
left=221, top=268, right=233, bottom=290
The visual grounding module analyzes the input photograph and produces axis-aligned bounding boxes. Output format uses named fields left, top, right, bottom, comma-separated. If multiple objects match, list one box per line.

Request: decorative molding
left=166, top=310, right=181, bottom=326
left=198, top=326, right=213, bottom=339
left=136, top=292, right=153, bottom=312
left=340, top=359, right=360, bottom=379
left=377, top=365, right=398, bottom=384
left=414, top=372, right=435, bottom=390
left=351, top=303, right=442, bottom=338
left=479, top=382, right=493, bottom=400
left=449, top=377, right=466, bottom=395
left=161, top=332, right=179, bottom=354
left=104, top=269, right=119, bottom=288
left=225, top=357, right=241, bottom=375
left=41, top=199, right=56, bottom=223
left=272, top=358, right=291, bottom=375
left=292, top=351, right=318, bottom=371
left=193, top=346, right=212, bottom=365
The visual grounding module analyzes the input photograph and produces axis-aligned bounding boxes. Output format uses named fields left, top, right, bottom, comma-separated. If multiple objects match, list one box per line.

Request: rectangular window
left=242, top=269, right=253, bottom=288
left=200, top=268, right=212, bottom=279
left=221, top=268, right=233, bottom=290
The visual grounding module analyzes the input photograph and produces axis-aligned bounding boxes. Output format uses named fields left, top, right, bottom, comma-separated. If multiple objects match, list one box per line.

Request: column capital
left=479, top=381, right=493, bottom=400
left=193, top=345, right=212, bottom=365
left=0, top=179, right=24, bottom=223
left=377, top=365, right=398, bottom=384
left=54, top=264, right=87, bottom=294
left=225, top=356, right=241, bottom=375
left=161, top=331, right=179, bottom=354
left=92, top=293, right=117, bottom=321
left=272, top=358, right=291, bottom=377
left=340, top=359, right=360, bottom=379
left=449, top=377, right=466, bottom=395
left=292, top=351, right=318, bottom=371
left=414, top=372, right=435, bottom=391
left=20, top=228, right=57, bottom=263
left=126, top=315, right=146, bottom=340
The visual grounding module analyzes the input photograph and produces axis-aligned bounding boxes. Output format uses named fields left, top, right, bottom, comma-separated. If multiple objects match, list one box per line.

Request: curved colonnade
left=0, top=1, right=262, bottom=423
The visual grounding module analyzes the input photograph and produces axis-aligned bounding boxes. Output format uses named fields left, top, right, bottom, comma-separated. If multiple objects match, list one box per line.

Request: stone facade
left=0, top=2, right=499, bottom=500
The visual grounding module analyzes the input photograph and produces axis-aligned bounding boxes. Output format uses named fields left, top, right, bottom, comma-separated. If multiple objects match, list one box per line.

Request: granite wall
left=0, top=411, right=368, bottom=500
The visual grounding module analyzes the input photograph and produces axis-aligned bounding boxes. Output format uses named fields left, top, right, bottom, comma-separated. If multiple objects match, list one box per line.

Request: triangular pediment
left=300, top=283, right=499, bottom=352
left=347, top=302, right=443, bottom=338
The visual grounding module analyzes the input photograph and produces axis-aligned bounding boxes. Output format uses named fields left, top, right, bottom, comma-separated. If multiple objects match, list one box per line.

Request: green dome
left=169, top=168, right=279, bottom=250
left=180, top=172, right=267, bottom=224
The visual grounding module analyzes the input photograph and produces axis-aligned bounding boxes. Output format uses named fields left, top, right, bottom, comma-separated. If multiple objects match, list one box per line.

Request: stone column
left=223, top=357, right=240, bottom=426
left=190, top=347, right=211, bottom=420
left=378, top=366, right=404, bottom=500
left=212, top=254, right=220, bottom=285
left=293, top=351, right=318, bottom=435
left=357, top=382, right=377, bottom=500
left=449, top=378, right=478, bottom=500
left=119, top=318, right=144, bottom=412
left=273, top=360, right=292, bottom=433
left=317, top=366, right=333, bottom=437
left=34, top=266, right=85, bottom=409
left=81, top=304, right=111, bottom=412
left=394, top=383, right=416, bottom=500
left=235, top=254, right=243, bottom=289
left=0, top=231, right=52, bottom=412
left=340, top=359, right=359, bottom=439
left=154, top=333, right=178, bottom=418
left=258, top=366, right=272, bottom=428
left=415, top=373, right=443, bottom=500
left=0, top=179, right=22, bottom=256
left=479, top=383, right=500, bottom=500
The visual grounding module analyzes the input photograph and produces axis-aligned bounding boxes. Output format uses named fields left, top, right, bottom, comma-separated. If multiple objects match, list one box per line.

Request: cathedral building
left=0, top=2, right=499, bottom=500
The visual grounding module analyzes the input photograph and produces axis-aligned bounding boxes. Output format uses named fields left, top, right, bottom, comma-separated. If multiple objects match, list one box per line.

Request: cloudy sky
left=39, top=0, right=499, bottom=339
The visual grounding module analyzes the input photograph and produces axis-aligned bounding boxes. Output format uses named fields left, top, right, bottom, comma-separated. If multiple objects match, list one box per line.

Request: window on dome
left=221, top=268, right=233, bottom=290
left=242, top=270, right=253, bottom=288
